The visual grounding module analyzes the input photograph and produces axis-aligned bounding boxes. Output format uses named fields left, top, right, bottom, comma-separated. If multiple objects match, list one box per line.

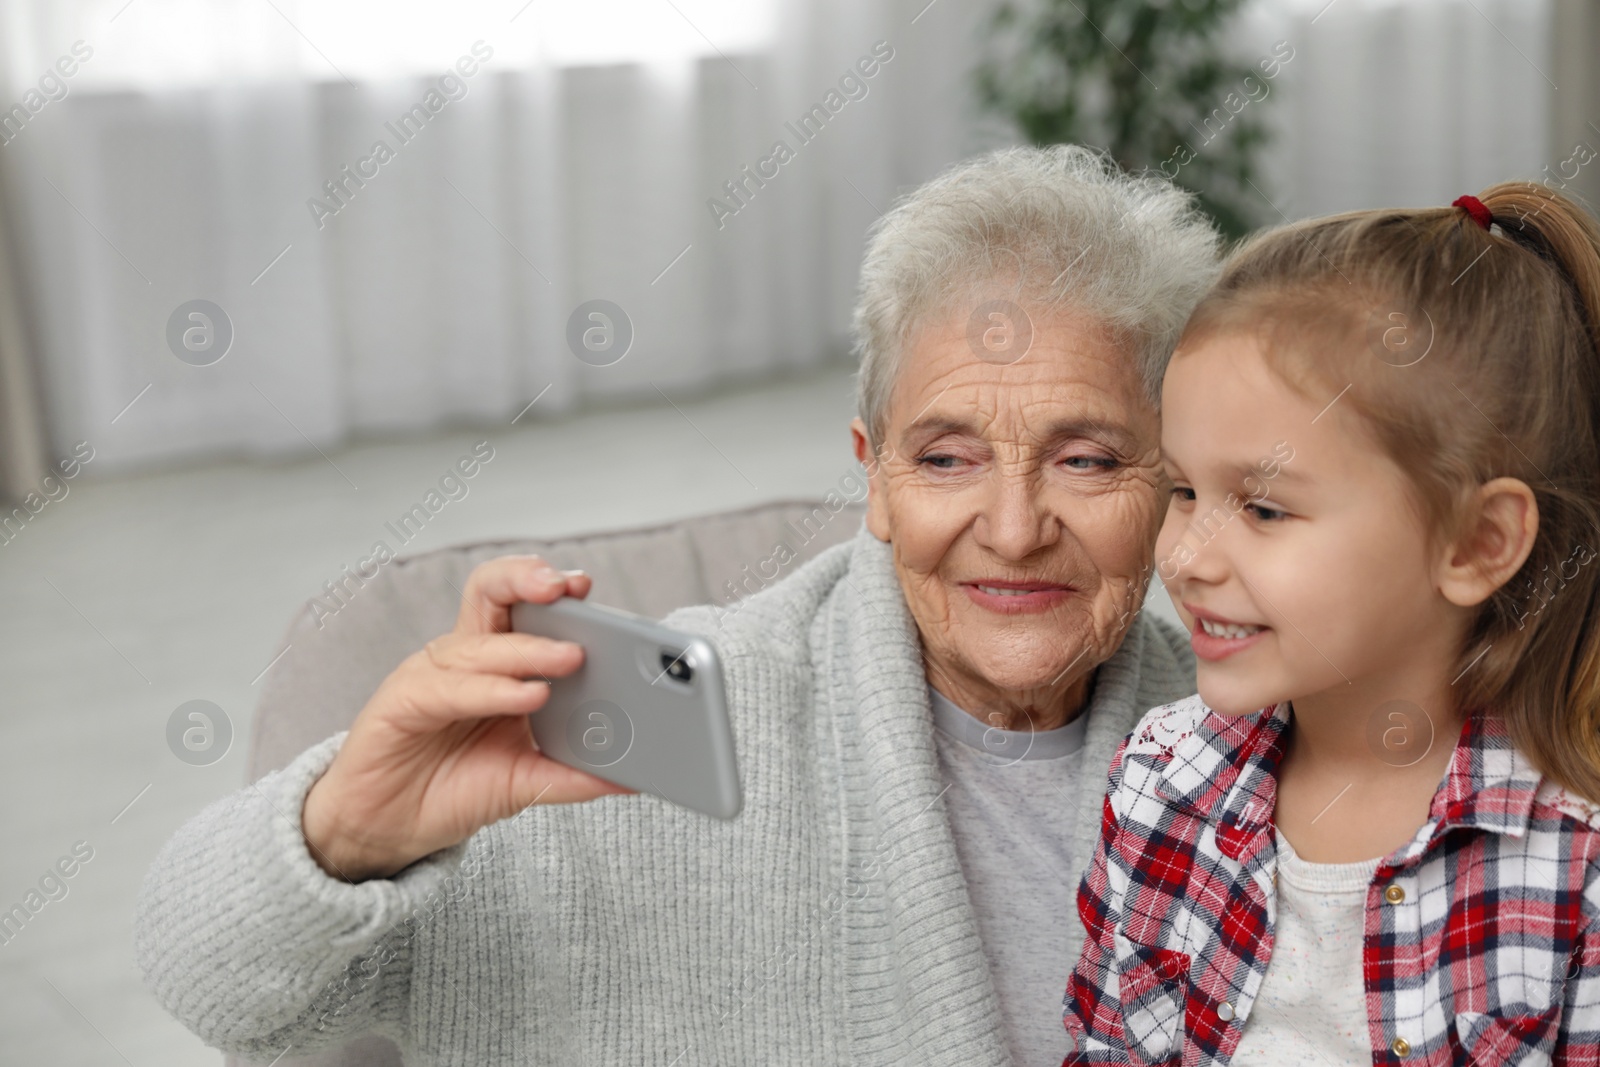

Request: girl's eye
left=1169, top=486, right=1195, bottom=502
left=1247, top=501, right=1286, bottom=522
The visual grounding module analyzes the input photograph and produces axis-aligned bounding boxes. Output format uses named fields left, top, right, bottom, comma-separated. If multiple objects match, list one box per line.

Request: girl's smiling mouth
left=1186, top=602, right=1270, bottom=660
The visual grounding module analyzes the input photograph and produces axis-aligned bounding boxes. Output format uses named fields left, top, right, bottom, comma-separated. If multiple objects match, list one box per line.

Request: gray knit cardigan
left=136, top=523, right=1196, bottom=1066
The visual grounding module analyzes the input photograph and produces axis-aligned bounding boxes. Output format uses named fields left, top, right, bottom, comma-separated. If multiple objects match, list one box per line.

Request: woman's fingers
left=422, top=630, right=584, bottom=680
left=306, top=568, right=619, bottom=881
left=455, top=556, right=571, bottom=635
left=382, top=672, right=547, bottom=733
left=510, top=753, right=636, bottom=809
left=375, top=632, right=585, bottom=729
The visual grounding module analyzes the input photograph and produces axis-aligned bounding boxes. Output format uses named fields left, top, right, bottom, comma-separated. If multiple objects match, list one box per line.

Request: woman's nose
left=973, top=467, right=1057, bottom=561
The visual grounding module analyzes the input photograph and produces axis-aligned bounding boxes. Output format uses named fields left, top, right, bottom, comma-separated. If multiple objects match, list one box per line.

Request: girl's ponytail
left=1479, top=182, right=1600, bottom=359
left=1472, top=183, right=1600, bottom=801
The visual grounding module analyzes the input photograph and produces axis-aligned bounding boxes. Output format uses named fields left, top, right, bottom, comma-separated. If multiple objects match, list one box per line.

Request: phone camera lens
left=661, top=651, right=693, bottom=683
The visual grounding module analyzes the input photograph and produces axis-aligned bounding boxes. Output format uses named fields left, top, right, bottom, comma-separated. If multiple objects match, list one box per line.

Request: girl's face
left=1155, top=331, right=1460, bottom=717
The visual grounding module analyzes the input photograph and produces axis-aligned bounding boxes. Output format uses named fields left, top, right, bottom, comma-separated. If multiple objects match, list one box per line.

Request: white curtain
left=1244, top=0, right=1553, bottom=218
left=0, top=0, right=998, bottom=471
left=0, top=0, right=1553, bottom=472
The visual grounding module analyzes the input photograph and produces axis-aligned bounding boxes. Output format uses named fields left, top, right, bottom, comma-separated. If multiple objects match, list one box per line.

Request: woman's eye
left=916, top=452, right=1119, bottom=471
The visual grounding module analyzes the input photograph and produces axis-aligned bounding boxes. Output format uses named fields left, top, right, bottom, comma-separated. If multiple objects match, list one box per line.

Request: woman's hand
left=300, top=557, right=634, bottom=882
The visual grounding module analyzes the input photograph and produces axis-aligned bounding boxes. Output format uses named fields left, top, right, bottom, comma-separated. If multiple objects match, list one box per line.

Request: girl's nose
left=1165, top=511, right=1235, bottom=587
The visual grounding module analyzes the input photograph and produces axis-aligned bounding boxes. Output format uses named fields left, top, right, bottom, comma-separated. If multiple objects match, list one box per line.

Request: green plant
left=976, top=0, right=1284, bottom=238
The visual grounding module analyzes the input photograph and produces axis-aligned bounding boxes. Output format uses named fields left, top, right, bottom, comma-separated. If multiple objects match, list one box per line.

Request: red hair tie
left=1453, top=195, right=1492, bottom=231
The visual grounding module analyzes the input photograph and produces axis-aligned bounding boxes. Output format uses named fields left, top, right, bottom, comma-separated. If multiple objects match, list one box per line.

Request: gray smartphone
left=509, top=597, right=742, bottom=820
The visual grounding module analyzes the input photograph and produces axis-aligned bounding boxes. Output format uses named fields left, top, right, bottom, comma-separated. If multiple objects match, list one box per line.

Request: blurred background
left=0, top=0, right=1593, bottom=1062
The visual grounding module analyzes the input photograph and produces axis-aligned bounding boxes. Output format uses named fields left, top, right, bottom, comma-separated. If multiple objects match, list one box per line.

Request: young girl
left=1064, top=182, right=1600, bottom=1066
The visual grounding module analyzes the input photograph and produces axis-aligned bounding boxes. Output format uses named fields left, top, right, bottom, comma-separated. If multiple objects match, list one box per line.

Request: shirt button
left=1391, top=1036, right=1412, bottom=1058
left=1384, top=884, right=1406, bottom=904
left=1217, top=1001, right=1236, bottom=1022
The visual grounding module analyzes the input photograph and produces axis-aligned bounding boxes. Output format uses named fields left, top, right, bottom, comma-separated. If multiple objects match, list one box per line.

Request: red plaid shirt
left=1064, top=695, right=1600, bottom=1066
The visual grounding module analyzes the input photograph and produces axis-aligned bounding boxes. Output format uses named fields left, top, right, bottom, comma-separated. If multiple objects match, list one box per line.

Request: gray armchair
left=231, top=499, right=865, bottom=1067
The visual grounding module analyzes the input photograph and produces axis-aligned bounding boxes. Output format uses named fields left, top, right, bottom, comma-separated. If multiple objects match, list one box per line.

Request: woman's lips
left=961, top=580, right=1075, bottom=615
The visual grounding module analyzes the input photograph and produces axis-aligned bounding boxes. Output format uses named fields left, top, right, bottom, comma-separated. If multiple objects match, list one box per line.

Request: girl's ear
left=1437, top=477, right=1539, bottom=608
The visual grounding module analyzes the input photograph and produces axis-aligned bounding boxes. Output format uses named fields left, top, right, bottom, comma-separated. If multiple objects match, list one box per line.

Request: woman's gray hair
left=853, top=144, right=1223, bottom=446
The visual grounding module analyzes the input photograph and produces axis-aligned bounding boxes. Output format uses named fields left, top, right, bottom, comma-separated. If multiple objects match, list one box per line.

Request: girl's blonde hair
left=1178, top=182, right=1600, bottom=801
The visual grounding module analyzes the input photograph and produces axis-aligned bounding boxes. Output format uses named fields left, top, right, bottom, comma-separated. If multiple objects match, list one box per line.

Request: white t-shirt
left=1229, top=830, right=1381, bottom=1066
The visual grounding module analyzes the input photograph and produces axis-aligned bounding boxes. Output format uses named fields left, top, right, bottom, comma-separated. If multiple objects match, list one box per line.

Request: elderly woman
left=137, top=146, right=1218, bottom=1067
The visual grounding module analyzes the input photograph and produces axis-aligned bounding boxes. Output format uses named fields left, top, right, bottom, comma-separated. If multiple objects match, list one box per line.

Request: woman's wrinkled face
left=851, top=306, right=1166, bottom=725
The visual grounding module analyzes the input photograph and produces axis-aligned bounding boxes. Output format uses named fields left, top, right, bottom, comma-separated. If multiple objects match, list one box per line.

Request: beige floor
left=0, top=361, right=1183, bottom=1064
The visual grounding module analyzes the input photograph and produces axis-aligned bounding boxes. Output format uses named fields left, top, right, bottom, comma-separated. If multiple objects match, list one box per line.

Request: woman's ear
left=850, top=417, right=892, bottom=543
left=1437, top=477, right=1539, bottom=607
